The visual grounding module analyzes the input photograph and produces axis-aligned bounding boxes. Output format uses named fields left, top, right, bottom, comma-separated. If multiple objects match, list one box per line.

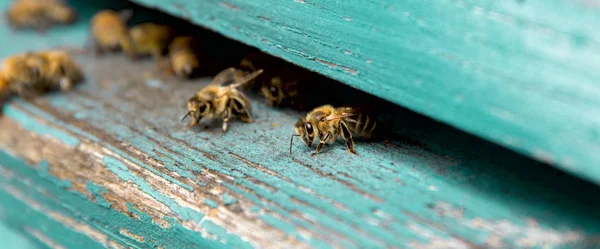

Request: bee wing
left=324, top=111, right=358, bottom=122
left=209, top=67, right=238, bottom=86
left=216, top=69, right=264, bottom=98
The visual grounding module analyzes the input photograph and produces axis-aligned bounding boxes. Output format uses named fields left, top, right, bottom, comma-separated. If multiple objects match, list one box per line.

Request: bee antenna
left=181, top=111, right=192, bottom=122
left=290, top=134, right=300, bottom=156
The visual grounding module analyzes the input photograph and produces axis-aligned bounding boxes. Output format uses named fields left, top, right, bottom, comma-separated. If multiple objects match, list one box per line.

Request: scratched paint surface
left=0, top=1, right=600, bottom=249
left=128, top=0, right=600, bottom=186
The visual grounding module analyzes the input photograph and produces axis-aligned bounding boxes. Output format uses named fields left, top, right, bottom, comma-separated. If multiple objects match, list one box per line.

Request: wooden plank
left=0, top=1, right=600, bottom=249
left=4, top=55, right=600, bottom=249
left=127, top=0, right=600, bottom=185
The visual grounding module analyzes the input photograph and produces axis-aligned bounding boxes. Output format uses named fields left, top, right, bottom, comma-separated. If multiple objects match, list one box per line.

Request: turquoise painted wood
left=1, top=1, right=600, bottom=249
left=128, top=0, right=600, bottom=185
left=0, top=223, right=41, bottom=249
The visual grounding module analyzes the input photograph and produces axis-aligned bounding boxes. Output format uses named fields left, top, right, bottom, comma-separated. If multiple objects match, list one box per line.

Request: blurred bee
left=129, top=22, right=173, bottom=62
left=260, top=67, right=312, bottom=110
left=182, top=67, right=263, bottom=134
left=0, top=71, right=9, bottom=97
left=167, top=36, right=201, bottom=79
left=5, top=0, right=78, bottom=31
left=239, top=52, right=309, bottom=109
left=37, top=50, right=83, bottom=91
left=0, top=50, right=81, bottom=97
left=291, top=105, right=377, bottom=156
left=1, top=52, right=47, bottom=97
left=89, top=9, right=135, bottom=59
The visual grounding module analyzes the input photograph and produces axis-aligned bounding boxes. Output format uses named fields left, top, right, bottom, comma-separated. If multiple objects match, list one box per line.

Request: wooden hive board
left=0, top=1, right=600, bottom=249
left=128, top=0, right=600, bottom=185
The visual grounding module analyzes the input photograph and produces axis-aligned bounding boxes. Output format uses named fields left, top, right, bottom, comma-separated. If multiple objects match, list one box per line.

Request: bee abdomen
left=349, top=113, right=377, bottom=138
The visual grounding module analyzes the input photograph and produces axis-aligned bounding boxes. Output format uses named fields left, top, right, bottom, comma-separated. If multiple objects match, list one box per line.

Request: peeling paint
left=222, top=193, right=237, bottom=205
left=119, top=228, right=145, bottom=242
left=102, top=155, right=205, bottom=223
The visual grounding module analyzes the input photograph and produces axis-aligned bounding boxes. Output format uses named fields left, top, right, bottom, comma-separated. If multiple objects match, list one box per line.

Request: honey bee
left=291, top=105, right=377, bottom=156
left=1, top=52, right=46, bottom=97
left=167, top=36, right=201, bottom=79
left=129, top=23, right=173, bottom=61
left=239, top=52, right=309, bottom=109
left=0, top=71, right=9, bottom=96
left=260, top=67, right=312, bottom=109
left=37, top=50, right=83, bottom=91
left=182, top=67, right=263, bottom=134
left=5, top=0, right=77, bottom=31
left=0, top=50, right=81, bottom=97
left=89, top=9, right=135, bottom=59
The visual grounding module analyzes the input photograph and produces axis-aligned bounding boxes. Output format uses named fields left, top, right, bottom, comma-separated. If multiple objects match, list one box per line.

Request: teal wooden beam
left=1, top=1, right=600, bottom=249
left=128, top=0, right=600, bottom=185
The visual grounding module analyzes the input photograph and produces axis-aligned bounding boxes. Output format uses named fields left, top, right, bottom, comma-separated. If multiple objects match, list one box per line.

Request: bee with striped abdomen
left=291, top=105, right=377, bottom=156
left=182, top=67, right=263, bottom=134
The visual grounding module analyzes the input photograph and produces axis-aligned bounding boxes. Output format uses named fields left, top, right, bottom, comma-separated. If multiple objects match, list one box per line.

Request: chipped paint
left=1, top=5, right=600, bottom=248
left=119, top=228, right=145, bottom=242
left=222, top=193, right=237, bottom=205
left=102, top=155, right=205, bottom=223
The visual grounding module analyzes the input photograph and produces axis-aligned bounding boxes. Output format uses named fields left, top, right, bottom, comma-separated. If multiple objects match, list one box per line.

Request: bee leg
left=221, top=107, right=231, bottom=134
left=340, top=121, right=358, bottom=155
left=311, top=132, right=330, bottom=156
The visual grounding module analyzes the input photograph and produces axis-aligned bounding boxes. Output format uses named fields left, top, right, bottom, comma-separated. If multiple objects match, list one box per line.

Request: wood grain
left=0, top=1, right=599, bottom=248
left=0, top=53, right=599, bottom=248
left=128, top=0, right=600, bottom=185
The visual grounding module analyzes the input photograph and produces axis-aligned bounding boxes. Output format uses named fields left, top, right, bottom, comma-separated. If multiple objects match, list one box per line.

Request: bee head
left=48, top=53, right=82, bottom=91
left=174, top=57, right=199, bottom=79
left=294, top=118, right=316, bottom=148
left=183, top=97, right=210, bottom=124
left=261, top=77, right=282, bottom=106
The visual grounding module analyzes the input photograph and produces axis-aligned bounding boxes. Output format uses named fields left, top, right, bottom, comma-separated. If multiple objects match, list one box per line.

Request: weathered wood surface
left=129, top=0, right=600, bottom=185
left=4, top=54, right=600, bottom=249
left=1, top=1, right=600, bottom=249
